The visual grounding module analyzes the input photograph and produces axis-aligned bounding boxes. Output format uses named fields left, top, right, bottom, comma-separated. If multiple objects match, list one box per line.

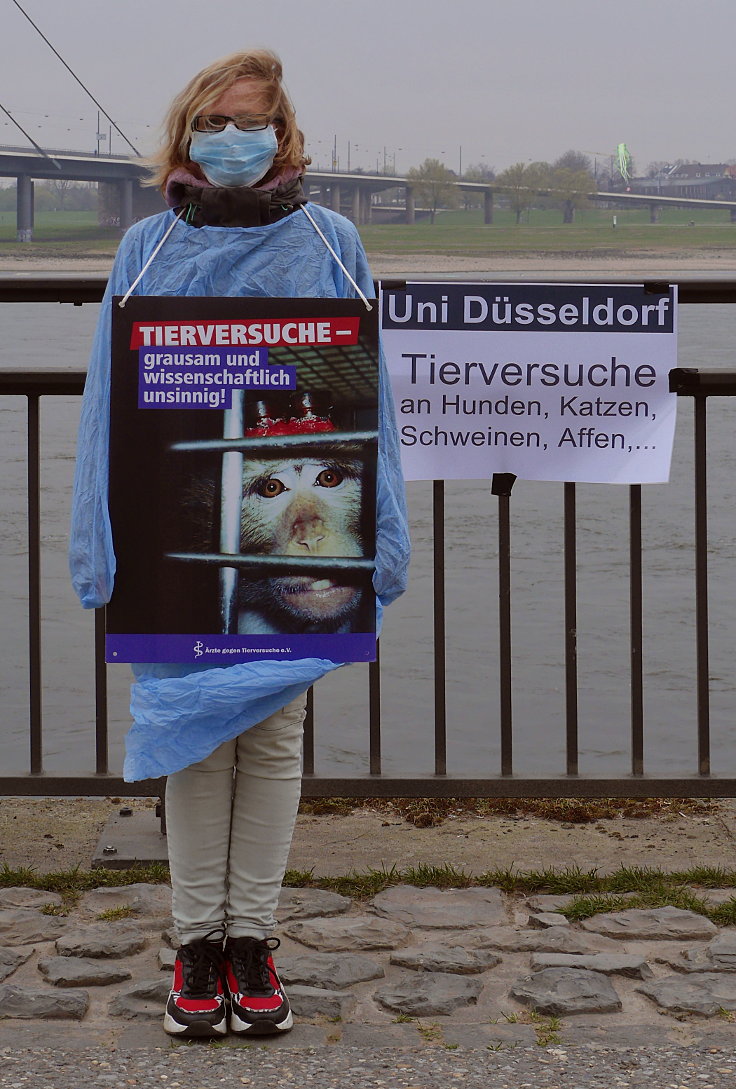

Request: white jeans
left=165, top=696, right=306, bottom=945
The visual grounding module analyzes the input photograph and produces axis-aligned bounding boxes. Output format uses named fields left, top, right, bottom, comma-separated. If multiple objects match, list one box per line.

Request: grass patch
left=96, top=905, right=137, bottom=921
left=478, top=864, right=603, bottom=895
left=0, top=210, right=119, bottom=249
left=416, top=1021, right=444, bottom=1044
left=709, top=899, right=736, bottom=927
left=563, top=886, right=715, bottom=922
left=401, top=862, right=473, bottom=888
left=0, top=210, right=120, bottom=259
left=4, top=858, right=736, bottom=923
left=299, top=796, right=717, bottom=828
left=561, top=893, right=639, bottom=921
left=0, top=861, right=170, bottom=894
left=299, top=798, right=357, bottom=817
left=534, top=1014, right=563, bottom=1047
left=282, top=863, right=401, bottom=899
left=39, top=903, right=68, bottom=917
left=497, top=1009, right=563, bottom=1046
left=358, top=211, right=736, bottom=258
left=392, top=207, right=735, bottom=230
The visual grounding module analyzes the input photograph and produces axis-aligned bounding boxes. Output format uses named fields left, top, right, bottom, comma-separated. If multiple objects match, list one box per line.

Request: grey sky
left=2, top=0, right=732, bottom=175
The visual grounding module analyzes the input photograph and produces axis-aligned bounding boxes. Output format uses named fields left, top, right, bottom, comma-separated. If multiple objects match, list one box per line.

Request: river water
left=2, top=292, right=736, bottom=780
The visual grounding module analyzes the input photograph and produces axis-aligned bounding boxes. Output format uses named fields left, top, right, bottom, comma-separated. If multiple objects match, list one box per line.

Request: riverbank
left=1, top=247, right=736, bottom=275
left=1, top=796, right=735, bottom=876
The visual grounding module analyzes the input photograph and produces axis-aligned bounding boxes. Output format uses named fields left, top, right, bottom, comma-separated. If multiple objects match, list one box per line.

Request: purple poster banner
left=106, top=632, right=377, bottom=664
left=137, top=346, right=297, bottom=410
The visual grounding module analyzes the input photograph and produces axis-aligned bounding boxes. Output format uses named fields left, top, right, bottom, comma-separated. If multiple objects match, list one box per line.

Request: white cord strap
left=300, top=204, right=373, bottom=311
left=118, top=208, right=187, bottom=308
left=119, top=205, right=373, bottom=310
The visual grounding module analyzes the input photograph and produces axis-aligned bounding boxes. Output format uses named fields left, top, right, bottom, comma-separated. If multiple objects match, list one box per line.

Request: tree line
left=407, top=150, right=606, bottom=224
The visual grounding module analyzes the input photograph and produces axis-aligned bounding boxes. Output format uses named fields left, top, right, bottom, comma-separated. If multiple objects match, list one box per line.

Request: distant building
left=635, top=163, right=736, bottom=201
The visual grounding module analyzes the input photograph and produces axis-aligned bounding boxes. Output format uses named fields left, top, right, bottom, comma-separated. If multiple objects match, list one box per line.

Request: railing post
left=492, top=473, right=516, bottom=776
left=564, top=482, right=578, bottom=776
left=694, top=395, right=711, bottom=774
left=94, top=608, right=109, bottom=774
left=630, top=485, right=644, bottom=775
left=303, top=686, right=315, bottom=776
left=16, top=174, right=34, bottom=243
left=369, top=641, right=381, bottom=775
left=27, top=392, right=42, bottom=773
left=433, top=480, right=447, bottom=775
left=405, top=185, right=415, bottom=225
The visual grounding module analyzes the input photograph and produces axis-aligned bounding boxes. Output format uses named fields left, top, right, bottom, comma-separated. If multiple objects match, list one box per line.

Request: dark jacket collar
left=168, top=175, right=306, bottom=228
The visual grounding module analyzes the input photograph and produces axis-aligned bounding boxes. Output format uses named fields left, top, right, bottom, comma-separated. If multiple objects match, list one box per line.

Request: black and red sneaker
left=164, top=932, right=227, bottom=1037
left=224, top=936, right=293, bottom=1035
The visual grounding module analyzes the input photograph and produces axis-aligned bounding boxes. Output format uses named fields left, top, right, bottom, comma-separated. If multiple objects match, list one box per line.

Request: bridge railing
left=2, top=275, right=736, bottom=800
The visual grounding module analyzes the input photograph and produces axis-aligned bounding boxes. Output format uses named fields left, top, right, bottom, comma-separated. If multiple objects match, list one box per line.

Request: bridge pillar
left=16, top=174, right=34, bottom=242
left=330, top=183, right=341, bottom=213
left=360, top=189, right=372, bottom=225
left=119, top=179, right=134, bottom=231
left=320, top=184, right=329, bottom=206
left=405, top=185, right=415, bottom=225
left=351, top=185, right=361, bottom=224
left=484, top=188, right=494, bottom=225
left=730, top=208, right=736, bottom=223
left=649, top=203, right=660, bottom=224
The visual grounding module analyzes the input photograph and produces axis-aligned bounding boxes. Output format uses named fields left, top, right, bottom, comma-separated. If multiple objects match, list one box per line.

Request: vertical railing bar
left=630, top=484, right=644, bottom=775
left=27, top=393, right=42, bottom=775
left=302, top=686, right=315, bottom=776
left=218, top=390, right=244, bottom=634
left=563, top=482, right=579, bottom=776
left=694, top=396, right=711, bottom=775
left=493, top=474, right=515, bottom=776
left=94, top=607, right=109, bottom=774
left=369, top=642, right=381, bottom=775
left=433, top=480, right=447, bottom=776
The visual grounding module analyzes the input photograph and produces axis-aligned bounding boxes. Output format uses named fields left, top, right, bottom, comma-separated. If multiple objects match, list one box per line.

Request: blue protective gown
left=69, top=202, right=410, bottom=782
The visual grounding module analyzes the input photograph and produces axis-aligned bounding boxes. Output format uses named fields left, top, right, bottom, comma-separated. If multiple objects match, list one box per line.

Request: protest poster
left=380, top=282, right=677, bottom=483
left=106, top=296, right=379, bottom=665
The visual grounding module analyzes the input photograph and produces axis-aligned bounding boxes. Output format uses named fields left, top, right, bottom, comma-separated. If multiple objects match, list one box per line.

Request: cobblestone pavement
left=1, top=879, right=736, bottom=1075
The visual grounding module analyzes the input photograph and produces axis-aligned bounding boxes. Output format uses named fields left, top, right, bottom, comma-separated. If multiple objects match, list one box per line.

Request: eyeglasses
left=191, top=114, right=274, bottom=133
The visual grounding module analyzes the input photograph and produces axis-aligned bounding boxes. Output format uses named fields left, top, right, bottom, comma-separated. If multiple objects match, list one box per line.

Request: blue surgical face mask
left=189, top=124, right=278, bottom=188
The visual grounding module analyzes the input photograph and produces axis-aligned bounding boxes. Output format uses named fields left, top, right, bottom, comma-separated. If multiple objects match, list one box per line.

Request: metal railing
left=2, top=275, right=736, bottom=799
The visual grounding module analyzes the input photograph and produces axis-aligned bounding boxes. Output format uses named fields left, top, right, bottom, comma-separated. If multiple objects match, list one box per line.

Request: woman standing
left=70, top=50, right=409, bottom=1038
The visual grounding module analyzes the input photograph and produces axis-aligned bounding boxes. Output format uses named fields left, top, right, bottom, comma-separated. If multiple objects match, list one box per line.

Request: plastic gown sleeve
left=69, top=228, right=151, bottom=607
left=68, top=206, right=410, bottom=781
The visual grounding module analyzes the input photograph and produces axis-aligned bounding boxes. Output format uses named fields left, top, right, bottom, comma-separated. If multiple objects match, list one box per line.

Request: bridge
left=2, top=144, right=736, bottom=241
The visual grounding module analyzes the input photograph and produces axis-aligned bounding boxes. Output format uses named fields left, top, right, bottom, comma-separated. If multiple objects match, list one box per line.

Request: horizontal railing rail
left=3, top=274, right=736, bottom=304
left=2, top=275, right=736, bottom=798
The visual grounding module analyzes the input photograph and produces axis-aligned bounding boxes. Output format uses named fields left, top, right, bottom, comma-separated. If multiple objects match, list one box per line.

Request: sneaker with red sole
left=164, top=932, right=227, bottom=1037
left=224, top=936, right=293, bottom=1034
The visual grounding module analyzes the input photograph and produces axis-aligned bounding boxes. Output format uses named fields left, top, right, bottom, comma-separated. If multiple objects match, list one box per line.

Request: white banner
left=380, top=282, right=678, bottom=484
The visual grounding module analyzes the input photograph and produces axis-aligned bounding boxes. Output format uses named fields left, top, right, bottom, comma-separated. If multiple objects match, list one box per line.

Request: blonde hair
left=146, top=49, right=309, bottom=191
